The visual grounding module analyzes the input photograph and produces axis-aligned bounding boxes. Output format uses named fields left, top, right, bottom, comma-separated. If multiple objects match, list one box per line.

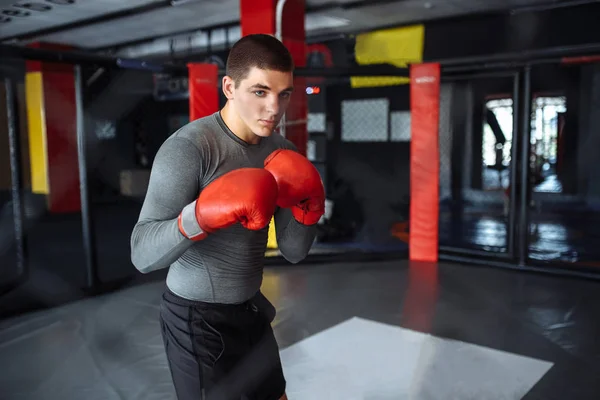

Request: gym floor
left=2, top=258, right=600, bottom=399
left=439, top=204, right=600, bottom=265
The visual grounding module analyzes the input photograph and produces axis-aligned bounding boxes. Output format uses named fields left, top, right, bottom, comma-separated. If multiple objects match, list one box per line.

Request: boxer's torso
left=134, top=112, right=294, bottom=303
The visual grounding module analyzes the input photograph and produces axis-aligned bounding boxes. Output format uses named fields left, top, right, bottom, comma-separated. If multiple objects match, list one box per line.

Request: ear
left=222, top=76, right=235, bottom=99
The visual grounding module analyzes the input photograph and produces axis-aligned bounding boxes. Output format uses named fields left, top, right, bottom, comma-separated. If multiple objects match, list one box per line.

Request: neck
left=220, top=102, right=260, bottom=145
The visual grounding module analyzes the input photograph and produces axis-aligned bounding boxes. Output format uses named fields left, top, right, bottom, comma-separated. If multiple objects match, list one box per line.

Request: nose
left=265, top=94, right=280, bottom=116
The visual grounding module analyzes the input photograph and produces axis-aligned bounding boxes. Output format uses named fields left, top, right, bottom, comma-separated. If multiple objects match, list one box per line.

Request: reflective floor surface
left=2, top=191, right=600, bottom=294
left=439, top=203, right=600, bottom=265
left=2, top=259, right=600, bottom=399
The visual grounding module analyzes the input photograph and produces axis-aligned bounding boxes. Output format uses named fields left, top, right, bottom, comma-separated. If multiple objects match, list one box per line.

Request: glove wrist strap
left=178, top=200, right=208, bottom=241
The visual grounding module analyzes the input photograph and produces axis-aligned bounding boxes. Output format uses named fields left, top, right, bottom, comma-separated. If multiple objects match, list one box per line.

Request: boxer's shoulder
left=167, top=113, right=224, bottom=153
left=171, top=114, right=215, bottom=140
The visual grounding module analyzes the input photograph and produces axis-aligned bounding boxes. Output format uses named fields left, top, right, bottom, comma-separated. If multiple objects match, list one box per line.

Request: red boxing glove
left=264, top=149, right=325, bottom=226
left=178, top=168, right=278, bottom=241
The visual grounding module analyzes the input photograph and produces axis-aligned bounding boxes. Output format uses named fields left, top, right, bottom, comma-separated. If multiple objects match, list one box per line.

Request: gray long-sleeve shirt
left=130, top=112, right=317, bottom=303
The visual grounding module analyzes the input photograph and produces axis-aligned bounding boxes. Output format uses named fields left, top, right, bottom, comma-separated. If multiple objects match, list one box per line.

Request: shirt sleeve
left=130, top=136, right=203, bottom=273
left=270, top=138, right=320, bottom=263
left=273, top=207, right=318, bottom=264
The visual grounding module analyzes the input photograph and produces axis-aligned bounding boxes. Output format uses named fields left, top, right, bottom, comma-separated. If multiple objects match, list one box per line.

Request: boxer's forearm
left=130, top=218, right=195, bottom=273
left=130, top=136, right=203, bottom=274
left=274, top=207, right=317, bottom=264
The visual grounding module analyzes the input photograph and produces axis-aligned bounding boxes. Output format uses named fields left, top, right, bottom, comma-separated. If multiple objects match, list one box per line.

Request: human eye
left=254, top=90, right=266, bottom=97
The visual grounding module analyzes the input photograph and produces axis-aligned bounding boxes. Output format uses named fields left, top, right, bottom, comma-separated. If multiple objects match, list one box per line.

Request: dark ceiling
left=0, top=0, right=590, bottom=59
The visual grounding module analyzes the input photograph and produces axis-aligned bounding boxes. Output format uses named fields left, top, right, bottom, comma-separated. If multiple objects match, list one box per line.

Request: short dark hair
left=226, top=34, right=294, bottom=87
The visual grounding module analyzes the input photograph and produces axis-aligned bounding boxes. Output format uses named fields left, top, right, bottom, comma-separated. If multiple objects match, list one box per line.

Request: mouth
left=259, top=119, right=276, bottom=126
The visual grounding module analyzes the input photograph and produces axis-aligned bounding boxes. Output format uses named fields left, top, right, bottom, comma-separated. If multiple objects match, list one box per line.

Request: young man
left=130, top=34, right=325, bottom=400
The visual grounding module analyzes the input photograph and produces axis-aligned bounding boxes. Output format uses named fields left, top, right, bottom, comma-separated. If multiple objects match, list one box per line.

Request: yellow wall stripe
left=25, top=72, right=50, bottom=194
left=351, top=24, right=425, bottom=88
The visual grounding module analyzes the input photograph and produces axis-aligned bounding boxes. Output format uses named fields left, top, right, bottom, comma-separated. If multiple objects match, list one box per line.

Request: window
left=481, top=95, right=566, bottom=193
left=530, top=96, right=566, bottom=193
left=531, top=96, right=566, bottom=166
left=482, top=98, right=513, bottom=191
left=483, top=98, right=513, bottom=168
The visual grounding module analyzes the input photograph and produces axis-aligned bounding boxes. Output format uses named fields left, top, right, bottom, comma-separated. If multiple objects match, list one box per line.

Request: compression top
left=130, top=111, right=317, bottom=303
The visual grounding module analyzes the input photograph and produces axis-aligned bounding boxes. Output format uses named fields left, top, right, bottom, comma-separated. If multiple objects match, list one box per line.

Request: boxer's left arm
left=273, top=207, right=318, bottom=264
left=264, top=144, right=325, bottom=264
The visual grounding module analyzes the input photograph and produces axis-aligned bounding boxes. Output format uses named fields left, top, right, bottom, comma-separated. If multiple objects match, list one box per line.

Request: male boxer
left=130, top=34, right=325, bottom=400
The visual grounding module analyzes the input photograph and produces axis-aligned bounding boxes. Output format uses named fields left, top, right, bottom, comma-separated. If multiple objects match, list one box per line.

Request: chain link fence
left=0, top=66, right=160, bottom=310
left=1, top=65, right=415, bottom=299
left=5, top=55, right=600, bottom=293
left=1, top=60, right=424, bottom=301
left=307, top=75, right=410, bottom=254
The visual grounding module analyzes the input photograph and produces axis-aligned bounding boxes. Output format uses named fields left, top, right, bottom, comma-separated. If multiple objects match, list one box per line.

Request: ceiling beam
left=0, top=42, right=409, bottom=77
left=0, top=0, right=174, bottom=42
left=91, top=20, right=240, bottom=53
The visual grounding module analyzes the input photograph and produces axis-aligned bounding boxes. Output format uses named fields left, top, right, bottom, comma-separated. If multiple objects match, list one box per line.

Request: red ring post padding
left=187, top=63, right=219, bottom=122
left=409, top=63, right=441, bottom=262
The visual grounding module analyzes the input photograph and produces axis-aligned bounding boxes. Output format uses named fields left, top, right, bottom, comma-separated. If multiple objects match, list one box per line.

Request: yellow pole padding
left=25, top=72, right=50, bottom=194
left=267, top=216, right=278, bottom=249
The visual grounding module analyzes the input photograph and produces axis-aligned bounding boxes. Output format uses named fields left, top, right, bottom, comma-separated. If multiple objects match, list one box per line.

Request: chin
left=255, top=131, right=273, bottom=138
left=254, top=127, right=275, bottom=137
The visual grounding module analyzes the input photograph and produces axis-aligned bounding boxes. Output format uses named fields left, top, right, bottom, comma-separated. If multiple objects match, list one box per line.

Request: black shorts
left=159, top=287, right=286, bottom=400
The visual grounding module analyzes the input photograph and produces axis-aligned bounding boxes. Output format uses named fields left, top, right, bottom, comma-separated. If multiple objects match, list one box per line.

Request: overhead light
left=305, top=14, right=350, bottom=31
left=170, top=0, right=201, bottom=6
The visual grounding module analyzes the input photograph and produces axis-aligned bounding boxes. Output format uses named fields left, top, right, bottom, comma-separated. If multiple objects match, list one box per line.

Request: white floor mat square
left=280, top=317, right=553, bottom=400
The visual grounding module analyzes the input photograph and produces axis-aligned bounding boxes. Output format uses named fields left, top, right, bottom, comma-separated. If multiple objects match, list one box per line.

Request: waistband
left=162, top=285, right=259, bottom=311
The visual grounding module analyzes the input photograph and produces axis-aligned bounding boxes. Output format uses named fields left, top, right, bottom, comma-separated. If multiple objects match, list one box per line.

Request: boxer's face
left=223, top=66, right=294, bottom=141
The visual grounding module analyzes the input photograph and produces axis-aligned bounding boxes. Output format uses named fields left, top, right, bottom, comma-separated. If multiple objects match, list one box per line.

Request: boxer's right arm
left=130, top=137, right=203, bottom=274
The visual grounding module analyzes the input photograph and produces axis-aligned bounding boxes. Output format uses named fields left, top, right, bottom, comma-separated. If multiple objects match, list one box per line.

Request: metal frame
left=1, top=65, right=99, bottom=295
left=74, top=65, right=99, bottom=290
left=0, top=44, right=410, bottom=295
left=1, top=77, right=28, bottom=296
left=0, top=43, right=409, bottom=78
left=438, top=64, right=536, bottom=270
left=438, top=50, right=600, bottom=280
left=516, top=66, right=533, bottom=266
left=439, top=252, right=600, bottom=281
left=439, top=70, right=520, bottom=262
left=438, top=42, right=600, bottom=73
left=508, top=72, right=520, bottom=259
